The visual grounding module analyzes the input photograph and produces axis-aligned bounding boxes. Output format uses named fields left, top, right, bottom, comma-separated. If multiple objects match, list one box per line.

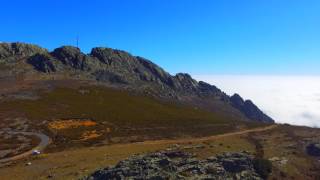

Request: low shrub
left=253, top=158, right=272, bottom=179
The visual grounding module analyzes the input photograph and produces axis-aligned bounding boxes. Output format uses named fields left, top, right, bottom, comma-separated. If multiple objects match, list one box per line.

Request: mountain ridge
left=0, top=42, right=274, bottom=123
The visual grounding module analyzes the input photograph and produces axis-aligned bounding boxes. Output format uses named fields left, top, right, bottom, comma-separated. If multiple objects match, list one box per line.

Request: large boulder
left=220, top=152, right=253, bottom=173
left=306, top=143, right=320, bottom=156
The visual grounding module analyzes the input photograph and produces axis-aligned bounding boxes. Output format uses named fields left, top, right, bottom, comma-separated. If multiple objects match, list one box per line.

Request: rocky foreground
left=85, top=150, right=264, bottom=180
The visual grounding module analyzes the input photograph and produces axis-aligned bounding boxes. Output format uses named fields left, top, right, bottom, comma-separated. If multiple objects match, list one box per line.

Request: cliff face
left=0, top=42, right=274, bottom=123
left=230, top=94, right=274, bottom=123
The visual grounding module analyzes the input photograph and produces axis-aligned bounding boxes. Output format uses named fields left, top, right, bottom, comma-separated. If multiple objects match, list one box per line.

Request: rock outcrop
left=0, top=42, right=274, bottom=123
left=306, top=143, right=320, bottom=157
left=85, top=150, right=263, bottom=180
left=0, top=42, right=47, bottom=63
left=230, top=94, right=274, bottom=123
left=27, top=53, right=62, bottom=73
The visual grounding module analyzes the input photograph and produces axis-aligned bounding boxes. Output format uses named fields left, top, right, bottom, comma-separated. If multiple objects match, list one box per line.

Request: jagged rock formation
left=85, top=150, right=263, bottom=180
left=0, top=42, right=274, bottom=123
left=0, top=42, right=47, bottom=63
left=230, top=94, right=274, bottom=123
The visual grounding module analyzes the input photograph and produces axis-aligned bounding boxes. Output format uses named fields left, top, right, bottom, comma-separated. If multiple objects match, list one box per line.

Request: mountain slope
left=0, top=42, right=274, bottom=123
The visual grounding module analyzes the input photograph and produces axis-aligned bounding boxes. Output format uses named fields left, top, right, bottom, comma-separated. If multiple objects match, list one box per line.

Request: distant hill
left=0, top=42, right=274, bottom=123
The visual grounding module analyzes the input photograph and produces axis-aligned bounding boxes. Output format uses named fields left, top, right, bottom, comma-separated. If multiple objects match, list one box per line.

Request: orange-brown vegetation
left=81, top=130, right=102, bottom=141
left=48, top=119, right=97, bottom=130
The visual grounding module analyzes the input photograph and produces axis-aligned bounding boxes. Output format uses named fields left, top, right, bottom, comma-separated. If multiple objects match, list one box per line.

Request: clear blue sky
left=1, top=0, right=319, bottom=75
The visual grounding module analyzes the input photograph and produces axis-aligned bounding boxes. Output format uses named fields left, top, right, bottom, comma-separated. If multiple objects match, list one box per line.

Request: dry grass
left=0, top=140, right=169, bottom=180
left=249, top=125, right=320, bottom=179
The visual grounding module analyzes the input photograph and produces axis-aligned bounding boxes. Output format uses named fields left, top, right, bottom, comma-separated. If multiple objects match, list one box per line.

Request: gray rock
left=306, top=143, right=320, bottom=156
left=84, top=150, right=263, bottom=180
left=0, top=42, right=47, bottom=62
left=27, top=53, right=63, bottom=73
left=230, top=94, right=274, bottom=123
left=51, top=46, right=84, bottom=69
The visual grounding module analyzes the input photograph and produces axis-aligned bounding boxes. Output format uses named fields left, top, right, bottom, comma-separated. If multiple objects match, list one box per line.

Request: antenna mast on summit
left=76, top=35, right=79, bottom=48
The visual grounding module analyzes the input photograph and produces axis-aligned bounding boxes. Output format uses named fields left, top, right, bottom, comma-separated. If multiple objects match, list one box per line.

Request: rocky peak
left=0, top=42, right=47, bottom=61
left=230, top=94, right=274, bottom=123
left=198, top=81, right=220, bottom=93
left=51, top=46, right=85, bottom=69
left=90, top=47, right=113, bottom=64
left=137, top=56, right=171, bottom=83
left=173, top=73, right=199, bottom=91
left=230, top=94, right=245, bottom=107
left=90, top=47, right=134, bottom=65
left=52, top=46, right=81, bottom=57
left=175, top=73, right=193, bottom=81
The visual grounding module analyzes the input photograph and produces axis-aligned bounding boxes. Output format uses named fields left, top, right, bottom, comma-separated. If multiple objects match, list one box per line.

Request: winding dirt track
left=135, top=124, right=278, bottom=145
left=0, top=131, right=51, bottom=163
left=0, top=124, right=277, bottom=164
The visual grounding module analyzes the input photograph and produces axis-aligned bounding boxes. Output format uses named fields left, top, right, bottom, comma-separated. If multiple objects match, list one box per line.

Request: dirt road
left=0, top=124, right=276, bottom=164
left=0, top=124, right=278, bottom=180
left=0, top=131, right=51, bottom=163
left=135, top=124, right=278, bottom=145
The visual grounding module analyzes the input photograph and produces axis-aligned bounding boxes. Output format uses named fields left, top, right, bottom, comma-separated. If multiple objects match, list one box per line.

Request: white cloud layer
left=193, top=75, right=320, bottom=127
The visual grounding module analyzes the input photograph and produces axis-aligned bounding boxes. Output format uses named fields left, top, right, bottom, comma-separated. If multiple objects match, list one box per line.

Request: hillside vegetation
left=0, top=85, right=263, bottom=149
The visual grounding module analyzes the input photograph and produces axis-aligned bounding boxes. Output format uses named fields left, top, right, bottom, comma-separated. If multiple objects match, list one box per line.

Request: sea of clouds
left=194, top=75, right=320, bottom=127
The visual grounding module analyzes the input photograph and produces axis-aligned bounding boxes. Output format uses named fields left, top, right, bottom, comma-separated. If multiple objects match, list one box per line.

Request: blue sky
left=1, top=0, right=319, bottom=75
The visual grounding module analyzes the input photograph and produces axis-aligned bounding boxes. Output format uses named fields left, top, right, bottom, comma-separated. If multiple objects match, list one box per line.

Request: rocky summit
left=85, top=150, right=263, bottom=180
left=0, top=42, right=274, bottom=123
